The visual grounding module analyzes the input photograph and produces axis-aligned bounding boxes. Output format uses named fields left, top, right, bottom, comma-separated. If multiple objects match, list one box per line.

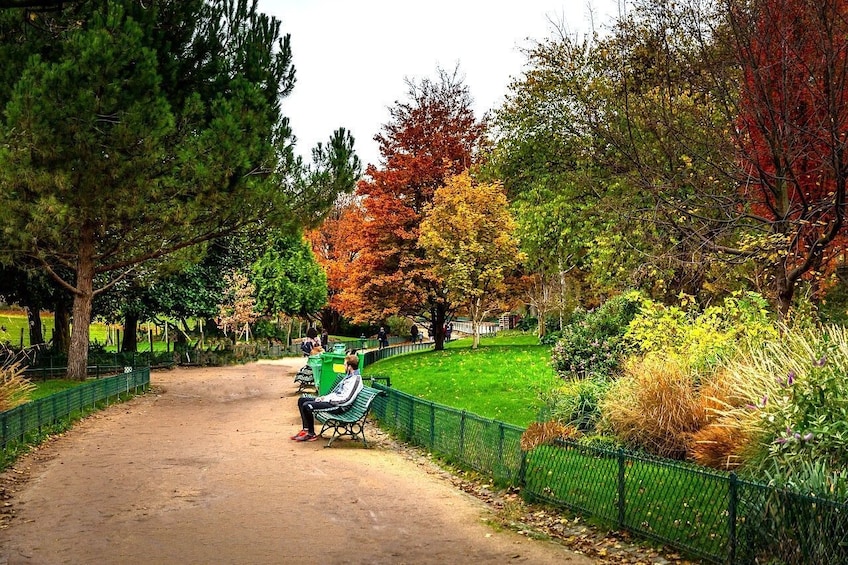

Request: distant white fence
left=449, top=321, right=498, bottom=335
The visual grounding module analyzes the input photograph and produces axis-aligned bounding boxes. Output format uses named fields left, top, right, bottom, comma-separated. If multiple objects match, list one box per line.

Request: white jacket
left=317, top=372, right=363, bottom=407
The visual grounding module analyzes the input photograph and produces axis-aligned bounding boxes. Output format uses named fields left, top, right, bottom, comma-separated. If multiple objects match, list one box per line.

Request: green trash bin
left=306, top=354, right=323, bottom=393
left=319, top=349, right=365, bottom=395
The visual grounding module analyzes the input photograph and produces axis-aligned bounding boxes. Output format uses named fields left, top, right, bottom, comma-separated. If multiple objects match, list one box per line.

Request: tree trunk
left=775, top=267, right=795, bottom=319
left=67, top=225, right=96, bottom=380
left=470, top=297, right=482, bottom=350
left=431, top=303, right=447, bottom=351
left=25, top=306, right=44, bottom=346
left=68, top=222, right=94, bottom=381
left=122, top=312, right=139, bottom=353
left=53, top=300, right=71, bottom=354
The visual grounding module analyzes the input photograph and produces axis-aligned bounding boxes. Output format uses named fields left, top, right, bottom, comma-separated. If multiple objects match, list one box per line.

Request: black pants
left=297, top=397, right=335, bottom=434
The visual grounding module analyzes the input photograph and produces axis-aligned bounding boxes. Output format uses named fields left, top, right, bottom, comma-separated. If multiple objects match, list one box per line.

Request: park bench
left=293, top=364, right=316, bottom=394
left=313, top=386, right=384, bottom=447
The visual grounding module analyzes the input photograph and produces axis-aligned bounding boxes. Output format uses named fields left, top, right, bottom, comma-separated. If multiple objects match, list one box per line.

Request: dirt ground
left=0, top=359, right=599, bottom=565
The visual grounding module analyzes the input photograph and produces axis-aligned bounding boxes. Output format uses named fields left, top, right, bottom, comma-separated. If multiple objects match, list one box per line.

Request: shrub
left=550, top=292, right=641, bottom=379
left=713, top=324, right=848, bottom=478
left=624, top=291, right=777, bottom=374
left=520, top=421, right=579, bottom=451
left=538, top=377, right=610, bottom=433
left=600, top=355, right=708, bottom=459
left=688, top=420, right=748, bottom=470
left=386, top=315, right=411, bottom=339
left=538, top=330, right=561, bottom=346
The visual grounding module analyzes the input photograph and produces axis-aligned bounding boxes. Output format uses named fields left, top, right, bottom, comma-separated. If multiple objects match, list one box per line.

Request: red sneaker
left=290, top=430, right=308, bottom=440
left=296, top=433, right=319, bottom=442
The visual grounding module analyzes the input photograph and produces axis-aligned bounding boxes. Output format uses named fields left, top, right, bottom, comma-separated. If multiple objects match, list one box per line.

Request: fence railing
left=368, top=382, right=848, bottom=564
left=363, top=341, right=434, bottom=366
left=1, top=368, right=150, bottom=450
left=363, top=338, right=848, bottom=565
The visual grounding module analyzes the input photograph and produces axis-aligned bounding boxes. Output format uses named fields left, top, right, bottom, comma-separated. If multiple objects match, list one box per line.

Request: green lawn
left=0, top=311, right=174, bottom=352
left=0, top=311, right=111, bottom=348
left=30, top=379, right=82, bottom=400
left=363, top=332, right=557, bottom=427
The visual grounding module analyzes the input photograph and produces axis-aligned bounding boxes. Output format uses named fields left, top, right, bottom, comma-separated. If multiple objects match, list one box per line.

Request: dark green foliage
left=251, top=232, right=328, bottom=317
left=550, top=293, right=641, bottom=379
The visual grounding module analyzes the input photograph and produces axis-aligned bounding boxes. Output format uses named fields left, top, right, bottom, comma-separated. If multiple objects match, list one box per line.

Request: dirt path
left=0, top=360, right=594, bottom=565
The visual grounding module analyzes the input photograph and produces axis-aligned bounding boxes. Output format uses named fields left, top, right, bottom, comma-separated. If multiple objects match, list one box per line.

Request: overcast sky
left=260, top=1, right=623, bottom=169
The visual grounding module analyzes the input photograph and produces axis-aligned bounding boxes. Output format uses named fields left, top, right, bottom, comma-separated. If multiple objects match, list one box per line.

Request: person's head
left=345, top=354, right=359, bottom=372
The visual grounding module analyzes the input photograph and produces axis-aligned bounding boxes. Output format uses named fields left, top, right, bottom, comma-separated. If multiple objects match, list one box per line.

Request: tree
left=0, top=1, right=310, bottom=378
left=724, top=0, right=848, bottom=314
left=217, top=271, right=258, bottom=341
left=348, top=68, right=486, bottom=349
left=251, top=232, right=328, bottom=321
left=419, top=172, right=523, bottom=349
left=306, top=195, right=366, bottom=334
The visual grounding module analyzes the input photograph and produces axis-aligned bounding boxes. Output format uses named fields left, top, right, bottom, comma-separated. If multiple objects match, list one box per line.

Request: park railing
left=363, top=341, right=434, bottom=366
left=364, top=343, right=848, bottom=565
left=1, top=368, right=150, bottom=451
left=368, top=382, right=848, bottom=564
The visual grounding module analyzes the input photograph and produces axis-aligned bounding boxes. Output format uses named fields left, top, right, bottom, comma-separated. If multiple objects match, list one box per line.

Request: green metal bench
left=313, top=386, right=384, bottom=447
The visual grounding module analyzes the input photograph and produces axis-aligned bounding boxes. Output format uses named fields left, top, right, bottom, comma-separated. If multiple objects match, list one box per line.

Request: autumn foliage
left=341, top=70, right=486, bottom=346
left=733, top=0, right=848, bottom=311
left=306, top=198, right=366, bottom=330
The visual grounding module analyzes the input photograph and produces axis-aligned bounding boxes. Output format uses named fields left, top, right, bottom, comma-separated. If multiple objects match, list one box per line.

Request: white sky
left=260, top=1, right=623, bottom=169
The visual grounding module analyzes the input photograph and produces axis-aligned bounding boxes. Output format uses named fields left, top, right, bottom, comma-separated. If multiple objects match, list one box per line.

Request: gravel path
left=0, top=359, right=593, bottom=565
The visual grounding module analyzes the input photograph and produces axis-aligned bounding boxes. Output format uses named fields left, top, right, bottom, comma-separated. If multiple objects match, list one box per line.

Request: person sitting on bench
left=291, top=354, right=362, bottom=442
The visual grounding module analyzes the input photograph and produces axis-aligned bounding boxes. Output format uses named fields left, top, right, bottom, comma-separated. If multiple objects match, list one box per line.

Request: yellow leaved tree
left=419, top=171, right=524, bottom=348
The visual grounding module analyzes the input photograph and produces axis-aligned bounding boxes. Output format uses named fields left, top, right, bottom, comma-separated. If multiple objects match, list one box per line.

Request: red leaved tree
left=730, top=0, right=848, bottom=314
left=345, top=68, right=486, bottom=349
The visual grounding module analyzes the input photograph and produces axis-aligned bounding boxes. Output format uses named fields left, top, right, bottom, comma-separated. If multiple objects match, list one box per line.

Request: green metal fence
left=1, top=368, right=150, bottom=450
left=363, top=341, right=434, bottom=365
left=368, top=381, right=848, bottom=564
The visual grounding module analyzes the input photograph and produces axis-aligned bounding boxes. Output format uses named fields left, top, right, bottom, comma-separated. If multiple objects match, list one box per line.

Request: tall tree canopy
left=347, top=68, right=486, bottom=349
left=491, top=0, right=848, bottom=317
left=0, top=0, right=338, bottom=377
left=306, top=194, right=366, bottom=334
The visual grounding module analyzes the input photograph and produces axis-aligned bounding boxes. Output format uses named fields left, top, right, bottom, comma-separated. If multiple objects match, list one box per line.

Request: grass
left=523, top=445, right=731, bottom=559
left=363, top=332, right=558, bottom=427
left=0, top=310, right=110, bottom=348
left=0, top=310, right=178, bottom=352
left=30, top=379, right=83, bottom=401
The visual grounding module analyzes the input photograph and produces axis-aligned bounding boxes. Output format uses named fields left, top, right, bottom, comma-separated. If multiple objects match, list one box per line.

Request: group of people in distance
left=291, top=353, right=362, bottom=443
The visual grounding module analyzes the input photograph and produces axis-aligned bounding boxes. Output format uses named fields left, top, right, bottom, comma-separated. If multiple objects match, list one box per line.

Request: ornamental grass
left=0, top=358, right=35, bottom=412
left=600, top=354, right=708, bottom=459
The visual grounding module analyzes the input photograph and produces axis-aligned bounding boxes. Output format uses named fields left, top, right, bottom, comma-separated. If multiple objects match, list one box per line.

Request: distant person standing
left=410, top=324, right=419, bottom=343
left=320, top=328, right=329, bottom=349
left=445, top=322, right=453, bottom=342
left=377, top=326, right=388, bottom=349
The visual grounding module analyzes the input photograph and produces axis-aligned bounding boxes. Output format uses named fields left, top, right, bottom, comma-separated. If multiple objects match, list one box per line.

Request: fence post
left=728, top=472, right=738, bottom=564
left=498, top=422, right=505, bottom=471
left=459, top=410, right=466, bottom=460
left=429, top=402, right=435, bottom=449
left=617, top=448, right=626, bottom=528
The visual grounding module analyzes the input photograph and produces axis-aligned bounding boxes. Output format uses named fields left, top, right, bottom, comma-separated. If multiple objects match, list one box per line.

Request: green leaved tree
left=0, top=1, right=321, bottom=378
